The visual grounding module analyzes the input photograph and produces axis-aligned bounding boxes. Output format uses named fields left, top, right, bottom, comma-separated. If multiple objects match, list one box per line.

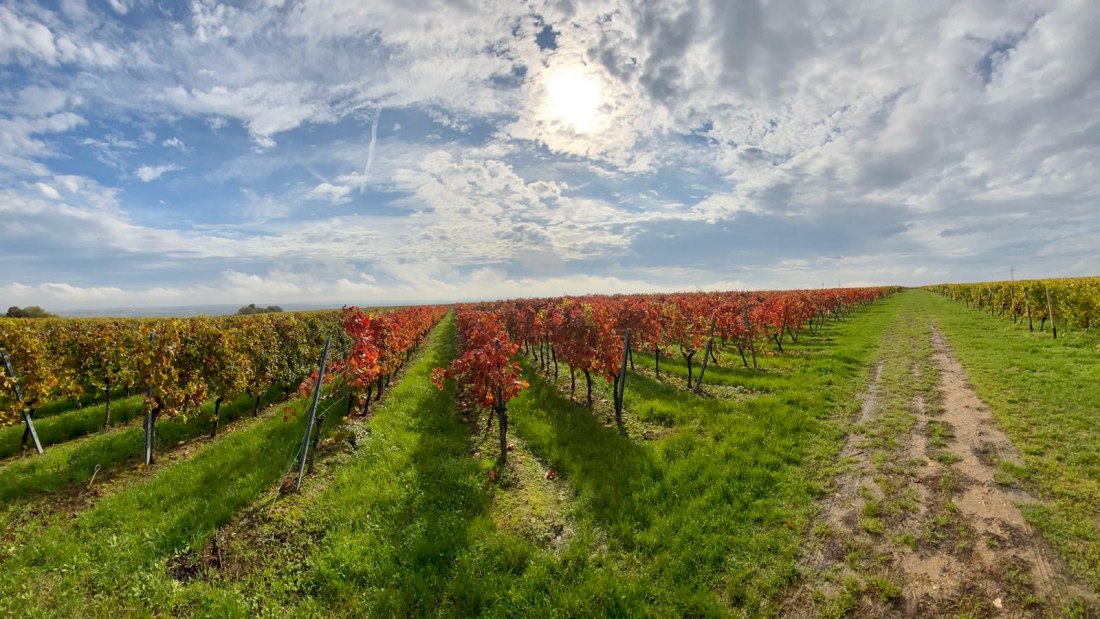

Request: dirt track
left=783, top=317, right=1086, bottom=617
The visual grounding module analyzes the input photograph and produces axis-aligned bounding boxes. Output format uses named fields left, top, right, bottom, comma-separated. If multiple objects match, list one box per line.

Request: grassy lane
left=0, top=389, right=351, bottom=616
left=179, top=313, right=661, bottom=617
left=787, top=293, right=946, bottom=615
left=0, top=386, right=285, bottom=506
left=0, top=298, right=903, bottom=617
left=922, top=289, right=1100, bottom=589
left=0, top=395, right=145, bottom=459
left=0, top=318, right=446, bottom=617
left=10, top=389, right=128, bottom=421
left=182, top=297, right=903, bottom=617
left=505, top=296, right=903, bottom=615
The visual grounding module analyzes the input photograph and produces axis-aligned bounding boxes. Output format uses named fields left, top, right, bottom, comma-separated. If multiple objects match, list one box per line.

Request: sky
left=1, top=0, right=1098, bottom=311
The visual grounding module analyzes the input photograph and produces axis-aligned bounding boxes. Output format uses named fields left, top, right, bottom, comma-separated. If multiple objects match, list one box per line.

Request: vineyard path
left=784, top=306, right=1083, bottom=617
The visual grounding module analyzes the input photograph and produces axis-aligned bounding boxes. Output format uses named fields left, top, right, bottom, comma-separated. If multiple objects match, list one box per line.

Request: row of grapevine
left=286, top=304, right=447, bottom=485
left=300, top=304, right=449, bottom=418
left=431, top=308, right=528, bottom=462
left=432, top=287, right=895, bottom=461
left=925, top=276, right=1100, bottom=337
left=0, top=311, right=345, bottom=459
left=489, top=286, right=891, bottom=389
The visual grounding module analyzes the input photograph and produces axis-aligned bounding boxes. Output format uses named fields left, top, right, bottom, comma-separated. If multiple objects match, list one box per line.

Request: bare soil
left=782, top=322, right=1089, bottom=618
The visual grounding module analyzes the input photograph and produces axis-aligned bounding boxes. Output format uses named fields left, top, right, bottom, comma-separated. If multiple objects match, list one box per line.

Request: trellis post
left=1, top=350, right=43, bottom=455
left=143, top=331, right=156, bottom=465
left=295, top=336, right=331, bottom=492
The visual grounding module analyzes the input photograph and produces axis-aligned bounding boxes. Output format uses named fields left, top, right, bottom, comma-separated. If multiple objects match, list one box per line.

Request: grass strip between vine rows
left=173, top=298, right=900, bottom=617
left=0, top=315, right=448, bottom=617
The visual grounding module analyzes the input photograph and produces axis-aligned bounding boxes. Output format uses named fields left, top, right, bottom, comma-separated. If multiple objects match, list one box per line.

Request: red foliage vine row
left=432, top=287, right=895, bottom=463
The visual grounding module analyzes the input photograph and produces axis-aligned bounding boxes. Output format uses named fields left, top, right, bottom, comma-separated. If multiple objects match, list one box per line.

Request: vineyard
left=0, top=311, right=343, bottom=428
left=926, top=276, right=1100, bottom=336
left=0, top=306, right=444, bottom=464
left=433, top=287, right=894, bottom=459
left=0, top=282, right=1098, bottom=616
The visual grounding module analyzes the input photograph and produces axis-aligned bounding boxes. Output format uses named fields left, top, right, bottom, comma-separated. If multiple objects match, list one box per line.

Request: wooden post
left=494, top=339, right=508, bottom=463
left=103, top=379, right=112, bottom=429
left=742, top=294, right=757, bottom=369
left=496, top=388, right=508, bottom=464
left=308, top=414, right=327, bottom=474
left=1009, top=284, right=1015, bottom=321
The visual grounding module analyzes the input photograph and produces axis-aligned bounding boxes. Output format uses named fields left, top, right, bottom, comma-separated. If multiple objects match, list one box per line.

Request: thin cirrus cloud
left=0, top=0, right=1097, bottom=312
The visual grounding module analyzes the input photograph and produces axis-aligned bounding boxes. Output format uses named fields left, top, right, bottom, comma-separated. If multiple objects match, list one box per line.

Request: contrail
left=361, top=107, right=381, bottom=194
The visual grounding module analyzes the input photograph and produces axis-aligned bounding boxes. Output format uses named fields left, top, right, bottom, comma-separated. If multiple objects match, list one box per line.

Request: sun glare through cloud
left=542, top=65, right=602, bottom=134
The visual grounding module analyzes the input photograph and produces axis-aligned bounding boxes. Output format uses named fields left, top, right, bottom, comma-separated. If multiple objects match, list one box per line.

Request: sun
left=543, top=66, right=602, bottom=133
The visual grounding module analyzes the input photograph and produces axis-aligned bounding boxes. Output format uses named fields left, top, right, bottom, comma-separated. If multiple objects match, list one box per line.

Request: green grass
left=920, top=289, right=1100, bottom=588
left=16, top=388, right=129, bottom=420
left=0, top=386, right=284, bottom=505
left=177, top=299, right=897, bottom=616
left=0, top=296, right=929, bottom=616
left=0, top=387, right=353, bottom=617
left=505, top=321, right=897, bottom=614
left=0, top=395, right=145, bottom=459
left=797, top=292, right=963, bottom=612
left=0, top=318, right=446, bottom=617
left=168, top=313, right=677, bottom=617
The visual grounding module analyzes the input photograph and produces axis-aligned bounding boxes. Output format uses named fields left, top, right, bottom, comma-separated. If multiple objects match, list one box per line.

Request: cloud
left=0, top=6, right=61, bottom=65
left=32, top=182, right=61, bottom=200
left=0, top=267, right=745, bottom=311
left=13, top=85, right=73, bottom=115
left=0, top=0, right=1098, bottom=310
left=0, top=5, right=121, bottom=67
left=0, top=112, right=86, bottom=178
left=162, top=137, right=187, bottom=151
left=134, top=164, right=182, bottom=182
left=360, top=107, right=381, bottom=192
left=158, top=83, right=336, bottom=146
left=106, top=0, right=132, bottom=15
left=306, top=182, right=352, bottom=203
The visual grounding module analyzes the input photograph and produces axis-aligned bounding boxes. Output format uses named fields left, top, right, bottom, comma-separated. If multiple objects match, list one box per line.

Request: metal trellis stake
left=1044, top=286, right=1057, bottom=339
left=295, top=336, right=331, bottom=492
left=144, top=330, right=156, bottom=465
left=2, top=350, right=43, bottom=454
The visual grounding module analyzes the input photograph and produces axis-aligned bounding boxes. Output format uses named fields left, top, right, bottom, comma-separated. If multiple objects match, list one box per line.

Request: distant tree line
left=236, top=304, right=284, bottom=315
left=6, top=306, right=56, bottom=318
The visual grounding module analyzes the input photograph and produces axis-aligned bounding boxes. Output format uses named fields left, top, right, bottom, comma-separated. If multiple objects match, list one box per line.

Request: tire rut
left=782, top=317, right=1089, bottom=617
left=926, top=324, right=1066, bottom=610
